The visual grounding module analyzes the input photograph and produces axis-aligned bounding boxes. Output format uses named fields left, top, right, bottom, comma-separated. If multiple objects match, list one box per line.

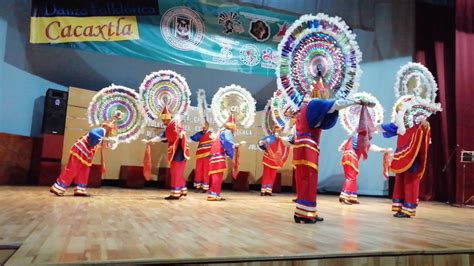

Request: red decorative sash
left=143, top=143, right=152, bottom=181
left=232, top=146, right=240, bottom=179
left=390, top=124, right=431, bottom=178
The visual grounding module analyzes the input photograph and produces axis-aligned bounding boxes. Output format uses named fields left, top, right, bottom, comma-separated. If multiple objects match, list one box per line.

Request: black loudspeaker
left=42, top=89, right=68, bottom=135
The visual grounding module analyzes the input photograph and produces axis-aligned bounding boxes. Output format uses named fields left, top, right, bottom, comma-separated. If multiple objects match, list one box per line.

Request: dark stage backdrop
left=416, top=0, right=474, bottom=205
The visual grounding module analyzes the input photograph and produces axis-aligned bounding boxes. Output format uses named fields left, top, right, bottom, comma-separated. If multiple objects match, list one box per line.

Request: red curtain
left=454, top=0, right=474, bottom=205
left=416, top=0, right=474, bottom=205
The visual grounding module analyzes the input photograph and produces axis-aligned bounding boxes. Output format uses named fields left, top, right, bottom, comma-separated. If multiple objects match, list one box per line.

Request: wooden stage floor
left=0, top=186, right=472, bottom=265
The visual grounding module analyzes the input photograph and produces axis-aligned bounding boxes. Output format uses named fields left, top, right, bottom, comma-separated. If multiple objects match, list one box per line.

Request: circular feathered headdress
left=88, top=84, right=145, bottom=143
left=261, top=100, right=276, bottom=136
left=211, top=84, right=256, bottom=129
left=139, top=70, right=191, bottom=122
left=394, top=62, right=438, bottom=103
left=391, top=95, right=442, bottom=135
left=276, top=13, right=363, bottom=110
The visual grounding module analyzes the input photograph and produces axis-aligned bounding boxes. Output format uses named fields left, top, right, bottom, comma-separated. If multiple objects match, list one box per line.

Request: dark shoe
left=261, top=192, right=265, bottom=196
left=200, top=189, right=207, bottom=193
left=292, top=198, right=297, bottom=202
left=266, top=192, right=273, bottom=196
left=294, top=215, right=323, bottom=224
left=393, top=212, right=410, bottom=218
left=339, top=197, right=352, bottom=205
left=164, top=195, right=181, bottom=200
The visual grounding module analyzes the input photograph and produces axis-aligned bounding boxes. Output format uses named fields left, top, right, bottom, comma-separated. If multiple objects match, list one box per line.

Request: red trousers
left=294, top=164, right=318, bottom=220
left=54, top=155, right=90, bottom=190
left=170, top=160, right=187, bottom=196
left=340, top=165, right=358, bottom=199
left=209, top=172, right=223, bottom=197
left=194, top=157, right=210, bottom=190
left=261, top=165, right=277, bottom=193
left=392, top=170, right=420, bottom=217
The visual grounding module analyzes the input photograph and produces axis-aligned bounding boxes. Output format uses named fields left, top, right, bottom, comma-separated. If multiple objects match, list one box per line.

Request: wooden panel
left=0, top=133, right=33, bottom=185
left=0, top=250, right=16, bottom=265
left=61, top=87, right=295, bottom=185
left=67, top=86, right=96, bottom=107
left=1, top=187, right=472, bottom=265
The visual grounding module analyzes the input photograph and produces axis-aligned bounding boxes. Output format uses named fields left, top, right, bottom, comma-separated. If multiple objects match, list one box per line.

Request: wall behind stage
left=2, top=0, right=414, bottom=195
left=0, top=6, right=67, bottom=137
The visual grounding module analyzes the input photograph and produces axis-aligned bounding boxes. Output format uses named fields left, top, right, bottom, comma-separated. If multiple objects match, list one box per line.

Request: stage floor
left=0, top=186, right=472, bottom=265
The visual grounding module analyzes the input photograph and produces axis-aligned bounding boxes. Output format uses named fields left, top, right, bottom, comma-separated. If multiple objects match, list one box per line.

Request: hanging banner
left=30, top=0, right=298, bottom=76
left=30, top=16, right=139, bottom=43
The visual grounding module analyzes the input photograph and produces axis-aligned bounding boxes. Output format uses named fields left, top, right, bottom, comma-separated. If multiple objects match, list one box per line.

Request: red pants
left=53, top=155, right=90, bottom=191
left=340, top=165, right=358, bottom=200
left=392, top=171, right=420, bottom=217
left=170, top=160, right=187, bottom=196
left=294, top=164, right=318, bottom=220
left=261, top=165, right=277, bottom=193
left=209, top=172, right=223, bottom=198
left=194, top=157, right=210, bottom=190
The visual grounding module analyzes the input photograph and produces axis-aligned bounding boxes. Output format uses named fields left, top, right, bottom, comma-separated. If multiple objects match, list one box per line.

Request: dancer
left=382, top=62, right=441, bottom=217
left=292, top=77, right=365, bottom=223
left=337, top=92, right=390, bottom=204
left=208, top=84, right=256, bottom=201
left=207, top=115, right=243, bottom=201
left=276, top=13, right=364, bottom=223
left=144, top=106, right=191, bottom=200
left=338, top=134, right=391, bottom=204
left=50, top=112, right=121, bottom=196
left=379, top=96, right=440, bottom=218
left=190, top=120, right=213, bottom=192
left=258, top=125, right=290, bottom=196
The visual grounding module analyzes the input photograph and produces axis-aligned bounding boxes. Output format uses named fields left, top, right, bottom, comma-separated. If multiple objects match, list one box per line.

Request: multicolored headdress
left=211, top=84, right=256, bottom=129
left=261, top=100, right=275, bottom=136
left=391, top=95, right=442, bottom=135
left=88, top=84, right=145, bottom=144
left=276, top=13, right=363, bottom=110
left=139, top=70, right=191, bottom=122
left=260, top=90, right=294, bottom=136
left=394, top=62, right=438, bottom=103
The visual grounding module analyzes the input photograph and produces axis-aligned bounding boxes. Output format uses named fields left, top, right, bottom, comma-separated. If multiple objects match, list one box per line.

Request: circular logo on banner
left=160, top=6, right=205, bottom=51
left=239, top=44, right=260, bottom=67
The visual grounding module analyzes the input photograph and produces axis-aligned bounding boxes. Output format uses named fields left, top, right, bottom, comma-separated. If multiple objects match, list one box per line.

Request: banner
left=30, top=0, right=298, bottom=76
left=30, top=16, right=139, bottom=43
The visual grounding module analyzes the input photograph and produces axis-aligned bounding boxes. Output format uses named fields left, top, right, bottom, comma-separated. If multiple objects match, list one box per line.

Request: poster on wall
left=30, top=0, right=298, bottom=76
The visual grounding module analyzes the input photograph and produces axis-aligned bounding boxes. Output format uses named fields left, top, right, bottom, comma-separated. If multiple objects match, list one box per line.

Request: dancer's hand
left=141, top=139, right=150, bottom=144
